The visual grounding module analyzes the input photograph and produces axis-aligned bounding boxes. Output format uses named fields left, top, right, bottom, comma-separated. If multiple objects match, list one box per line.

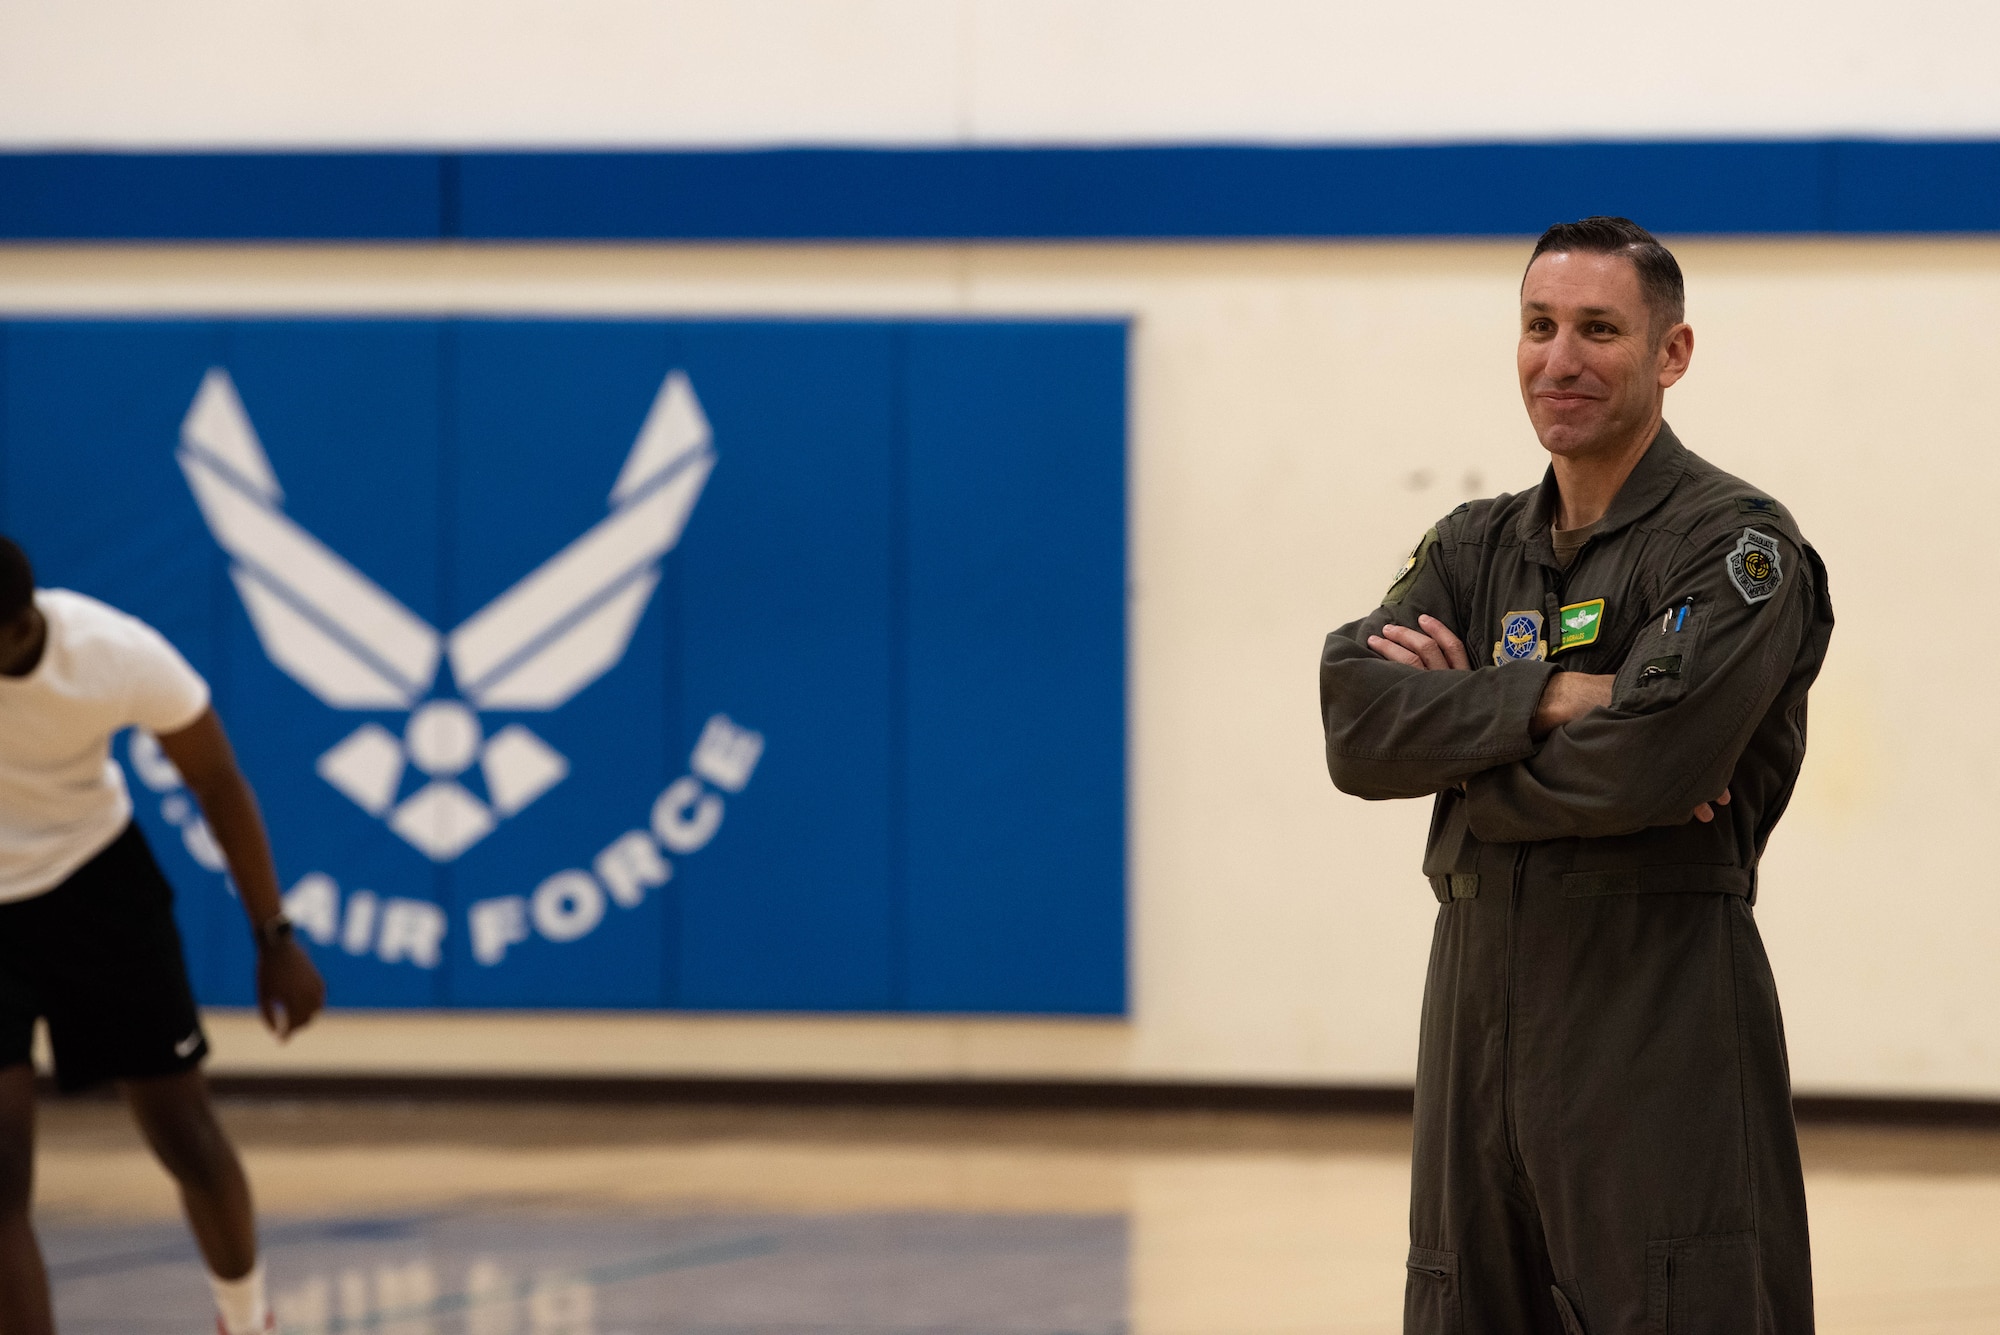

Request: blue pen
left=1673, top=596, right=1693, bottom=632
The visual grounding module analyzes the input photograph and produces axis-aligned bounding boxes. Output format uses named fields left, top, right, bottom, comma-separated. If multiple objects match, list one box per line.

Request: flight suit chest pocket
left=1614, top=598, right=1709, bottom=711
left=1405, top=1246, right=1462, bottom=1333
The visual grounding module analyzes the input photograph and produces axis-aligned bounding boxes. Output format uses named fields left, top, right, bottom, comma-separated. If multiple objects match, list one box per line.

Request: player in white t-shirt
left=0, top=537, right=324, bottom=1335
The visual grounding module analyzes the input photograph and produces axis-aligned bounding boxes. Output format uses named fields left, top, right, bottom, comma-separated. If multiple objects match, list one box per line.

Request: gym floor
left=31, top=1096, right=2000, bottom=1334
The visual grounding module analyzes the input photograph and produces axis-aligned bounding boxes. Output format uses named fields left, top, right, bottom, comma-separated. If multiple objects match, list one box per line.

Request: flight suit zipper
left=1501, top=840, right=1531, bottom=1175
left=1509, top=549, right=1568, bottom=1177
left=1543, top=537, right=1587, bottom=647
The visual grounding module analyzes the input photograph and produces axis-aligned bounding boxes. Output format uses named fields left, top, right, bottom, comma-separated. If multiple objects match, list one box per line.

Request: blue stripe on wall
left=2, top=141, right=1999, bottom=241
left=0, top=152, right=445, bottom=240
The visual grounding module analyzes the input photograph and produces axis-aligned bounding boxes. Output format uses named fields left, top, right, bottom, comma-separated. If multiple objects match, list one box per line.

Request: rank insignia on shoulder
left=1727, top=527, right=1784, bottom=605
left=1736, top=496, right=1780, bottom=515
left=1555, top=597, right=1606, bottom=653
left=1383, top=527, right=1438, bottom=606
left=1492, top=610, right=1547, bottom=664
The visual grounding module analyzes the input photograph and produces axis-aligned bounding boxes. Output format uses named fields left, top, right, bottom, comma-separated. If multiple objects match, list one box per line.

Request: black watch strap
left=256, top=914, right=295, bottom=949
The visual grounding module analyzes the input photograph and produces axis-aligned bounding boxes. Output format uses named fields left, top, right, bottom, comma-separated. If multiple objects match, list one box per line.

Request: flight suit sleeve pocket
left=1405, top=1246, right=1462, bottom=1334
left=1646, top=1231, right=1759, bottom=1334
left=1614, top=601, right=1709, bottom=711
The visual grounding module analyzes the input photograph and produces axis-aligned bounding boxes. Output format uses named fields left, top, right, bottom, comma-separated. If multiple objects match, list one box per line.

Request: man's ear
left=1657, top=322, right=1694, bottom=389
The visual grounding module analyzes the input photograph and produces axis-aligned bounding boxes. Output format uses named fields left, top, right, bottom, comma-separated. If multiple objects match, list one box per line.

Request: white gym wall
left=4, top=1, right=1995, bottom=1098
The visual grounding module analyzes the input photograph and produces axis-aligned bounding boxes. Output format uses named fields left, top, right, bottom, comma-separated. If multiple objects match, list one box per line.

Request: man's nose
left=1542, top=329, right=1587, bottom=381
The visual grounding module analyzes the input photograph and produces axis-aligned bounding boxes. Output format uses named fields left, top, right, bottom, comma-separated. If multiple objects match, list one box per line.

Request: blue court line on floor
left=272, top=1233, right=783, bottom=1335
left=4, top=141, right=2000, bottom=240
left=43, top=1211, right=443, bottom=1282
left=43, top=1239, right=199, bottom=1283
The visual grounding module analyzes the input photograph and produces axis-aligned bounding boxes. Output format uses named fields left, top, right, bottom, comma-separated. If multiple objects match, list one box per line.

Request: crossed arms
left=1319, top=527, right=1814, bottom=843
left=1368, top=614, right=1728, bottom=825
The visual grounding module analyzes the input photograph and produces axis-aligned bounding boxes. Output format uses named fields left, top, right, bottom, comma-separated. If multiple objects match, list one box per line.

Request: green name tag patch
left=1555, top=597, right=1606, bottom=652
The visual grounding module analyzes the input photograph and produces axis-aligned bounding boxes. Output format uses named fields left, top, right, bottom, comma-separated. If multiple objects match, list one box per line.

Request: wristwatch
left=256, top=914, right=296, bottom=949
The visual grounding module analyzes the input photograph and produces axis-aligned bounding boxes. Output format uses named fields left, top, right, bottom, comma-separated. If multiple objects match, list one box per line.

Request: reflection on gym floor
left=45, top=1210, right=1125, bottom=1335
left=31, top=1100, right=2000, bottom=1334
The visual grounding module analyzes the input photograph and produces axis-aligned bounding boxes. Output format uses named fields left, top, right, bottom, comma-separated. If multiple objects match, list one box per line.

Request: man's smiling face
left=1517, top=249, right=1689, bottom=463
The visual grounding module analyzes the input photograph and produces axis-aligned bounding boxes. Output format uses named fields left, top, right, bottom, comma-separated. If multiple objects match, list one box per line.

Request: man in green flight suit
left=1320, top=217, right=1834, bottom=1333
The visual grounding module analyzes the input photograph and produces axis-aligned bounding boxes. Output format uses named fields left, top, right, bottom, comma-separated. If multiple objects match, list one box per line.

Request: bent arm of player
left=1461, top=527, right=1826, bottom=842
left=158, top=708, right=327, bottom=1039
left=1321, top=521, right=1556, bottom=800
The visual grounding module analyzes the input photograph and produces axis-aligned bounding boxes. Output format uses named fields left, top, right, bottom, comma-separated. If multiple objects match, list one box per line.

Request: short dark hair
left=1525, top=216, right=1685, bottom=337
left=0, top=536, right=34, bottom=625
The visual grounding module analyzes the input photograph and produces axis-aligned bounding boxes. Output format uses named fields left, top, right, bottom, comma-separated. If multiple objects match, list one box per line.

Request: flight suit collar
left=1516, top=421, right=1688, bottom=567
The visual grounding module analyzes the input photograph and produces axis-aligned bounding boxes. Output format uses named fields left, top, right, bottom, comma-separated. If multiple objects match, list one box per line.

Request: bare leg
left=0, top=1063, right=54, bottom=1335
left=122, top=1070, right=256, bottom=1280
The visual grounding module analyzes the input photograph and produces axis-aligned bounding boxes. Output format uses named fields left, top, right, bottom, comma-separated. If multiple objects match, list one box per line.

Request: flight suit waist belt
left=1427, top=874, right=1483, bottom=901
left=1427, top=865, right=1755, bottom=903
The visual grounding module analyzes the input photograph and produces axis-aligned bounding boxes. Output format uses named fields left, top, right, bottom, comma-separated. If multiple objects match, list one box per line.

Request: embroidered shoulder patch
left=1384, top=527, right=1438, bottom=606
left=1555, top=598, right=1606, bottom=652
left=1727, top=527, right=1784, bottom=605
left=1736, top=496, right=1780, bottom=516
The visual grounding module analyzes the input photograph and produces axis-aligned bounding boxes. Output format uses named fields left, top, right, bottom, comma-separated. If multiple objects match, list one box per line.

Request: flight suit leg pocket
left=1404, top=1246, right=1461, bottom=1334
left=1646, top=1231, right=1759, bottom=1334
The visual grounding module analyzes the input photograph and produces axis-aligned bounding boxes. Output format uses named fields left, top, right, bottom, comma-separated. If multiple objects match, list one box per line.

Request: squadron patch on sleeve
left=1492, top=610, right=1547, bottom=664
left=1727, top=527, right=1784, bottom=605
left=1383, top=527, right=1438, bottom=606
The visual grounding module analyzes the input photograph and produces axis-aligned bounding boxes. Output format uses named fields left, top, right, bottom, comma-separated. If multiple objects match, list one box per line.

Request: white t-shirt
left=0, top=589, right=210, bottom=902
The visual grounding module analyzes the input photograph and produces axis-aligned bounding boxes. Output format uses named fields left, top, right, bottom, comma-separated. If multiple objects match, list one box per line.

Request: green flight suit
left=1320, top=425, right=1834, bottom=1334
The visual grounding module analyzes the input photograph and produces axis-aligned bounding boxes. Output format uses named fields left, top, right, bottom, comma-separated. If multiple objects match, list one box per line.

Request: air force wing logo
left=1492, top=610, right=1546, bottom=664
left=176, top=368, right=715, bottom=861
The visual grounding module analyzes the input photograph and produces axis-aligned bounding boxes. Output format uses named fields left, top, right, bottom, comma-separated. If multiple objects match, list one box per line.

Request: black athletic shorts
left=0, top=822, right=209, bottom=1092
